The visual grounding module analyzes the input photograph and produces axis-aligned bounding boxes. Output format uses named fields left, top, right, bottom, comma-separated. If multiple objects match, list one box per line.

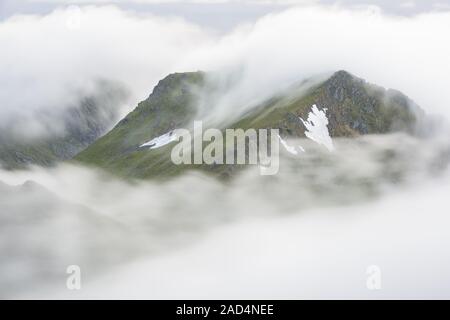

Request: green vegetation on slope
left=75, top=70, right=423, bottom=180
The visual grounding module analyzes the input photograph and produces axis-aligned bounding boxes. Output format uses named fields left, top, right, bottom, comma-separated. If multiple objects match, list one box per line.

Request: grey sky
left=1, top=0, right=449, bottom=31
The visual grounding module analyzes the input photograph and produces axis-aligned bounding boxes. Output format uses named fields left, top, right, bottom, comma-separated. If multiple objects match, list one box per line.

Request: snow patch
left=300, top=105, right=334, bottom=152
left=278, top=134, right=304, bottom=155
left=140, top=131, right=179, bottom=149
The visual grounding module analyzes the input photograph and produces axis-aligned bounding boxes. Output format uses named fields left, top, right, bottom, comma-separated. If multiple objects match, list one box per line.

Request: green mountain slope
left=235, top=70, right=422, bottom=136
left=75, top=70, right=423, bottom=179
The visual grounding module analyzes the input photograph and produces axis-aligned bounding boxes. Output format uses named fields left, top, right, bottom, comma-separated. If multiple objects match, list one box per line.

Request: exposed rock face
left=75, top=70, right=424, bottom=180
left=321, top=71, right=421, bottom=136
left=242, top=70, right=422, bottom=139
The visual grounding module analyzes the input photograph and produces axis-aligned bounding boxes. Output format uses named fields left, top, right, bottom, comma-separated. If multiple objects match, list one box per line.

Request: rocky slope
left=233, top=70, right=423, bottom=136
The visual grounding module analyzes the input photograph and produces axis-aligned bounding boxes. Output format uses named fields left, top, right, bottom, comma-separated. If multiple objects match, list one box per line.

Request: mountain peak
left=150, top=71, right=205, bottom=99
left=330, top=70, right=356, bottom=80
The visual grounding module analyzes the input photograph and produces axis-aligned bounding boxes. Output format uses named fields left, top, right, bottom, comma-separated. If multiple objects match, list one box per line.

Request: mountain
left=0, top=82, right=128, bottom=170
left=75, top=70, right=424, bottom=179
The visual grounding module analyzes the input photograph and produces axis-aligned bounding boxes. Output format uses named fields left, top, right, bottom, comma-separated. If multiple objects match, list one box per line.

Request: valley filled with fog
left=1, top=132, right=450, bottom=298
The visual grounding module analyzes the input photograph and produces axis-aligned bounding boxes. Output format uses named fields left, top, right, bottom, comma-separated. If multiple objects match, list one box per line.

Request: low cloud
left=180, top=6, right=450, bottom=124
left=2, top=3, right=450, bottom=299
left=1, top=4, right=450, bottom=138
left=0, top=5, right=212, bottom=137
left=1, top=133, right=450, bottom=298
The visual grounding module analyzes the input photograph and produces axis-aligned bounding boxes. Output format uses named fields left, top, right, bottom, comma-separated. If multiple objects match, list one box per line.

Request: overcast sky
left=1, top=0, right=449, bottom=31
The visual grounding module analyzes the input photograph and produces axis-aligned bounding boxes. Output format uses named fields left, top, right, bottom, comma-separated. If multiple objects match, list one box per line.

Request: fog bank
left=1, top=4, right=450, bottom=136
left=1, top=133, right=450, bottom=298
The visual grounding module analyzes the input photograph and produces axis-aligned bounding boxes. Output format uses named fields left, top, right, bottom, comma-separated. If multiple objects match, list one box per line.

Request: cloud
left=1, top=4, right=450, bottom=137
left=1, top=133, right=450, bottom=298
left=54, top=176, right=450, bottom=299
left=25, top=0, right=311, bottom=4
left=0, top=5, right=212, bottom=137
left=179, top=5, right=450, bottom=124
left=2, top=4, right=450, bottom=299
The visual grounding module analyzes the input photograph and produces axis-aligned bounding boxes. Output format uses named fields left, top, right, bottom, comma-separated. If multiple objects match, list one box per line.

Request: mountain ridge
left=74, top=70, right=424, bottom=179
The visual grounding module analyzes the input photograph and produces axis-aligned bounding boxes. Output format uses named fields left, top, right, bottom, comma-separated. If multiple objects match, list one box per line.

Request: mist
left=1, top=2, right=450, bottom=299
left=49, top=175, right=450, bottom=299
left=1, top=133, right=450, bottom=298
left=0, top=5, right=212, bottom=137
left=1, top=4, right=450, bottom=137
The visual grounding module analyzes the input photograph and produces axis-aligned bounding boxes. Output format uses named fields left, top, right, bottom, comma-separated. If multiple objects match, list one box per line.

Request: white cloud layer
left=2, top=133, right=450, bottom=298
left=1, top=4, right=450, bottom=299
left=0, top=5, right=212, bottom=136
left=181, top=5, right=450, bottom=122
left=1, top=4, right=450, bottom=137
